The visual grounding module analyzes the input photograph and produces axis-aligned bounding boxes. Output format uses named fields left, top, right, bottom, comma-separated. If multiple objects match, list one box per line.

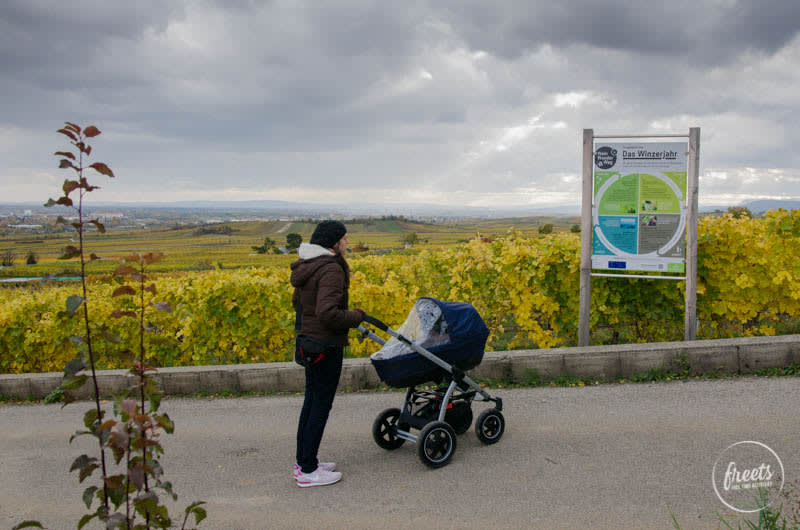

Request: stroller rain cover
left=370, top=298, right=489, bottom=387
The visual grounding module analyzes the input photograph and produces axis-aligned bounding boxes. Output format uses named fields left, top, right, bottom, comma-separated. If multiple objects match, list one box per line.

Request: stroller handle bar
left=356, top=324, right=386, bottom=346
left=362, top=314, right=388, bottom=331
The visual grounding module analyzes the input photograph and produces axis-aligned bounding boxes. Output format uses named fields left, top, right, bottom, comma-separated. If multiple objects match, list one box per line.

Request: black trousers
left=296, top=346, right=343, bottom=474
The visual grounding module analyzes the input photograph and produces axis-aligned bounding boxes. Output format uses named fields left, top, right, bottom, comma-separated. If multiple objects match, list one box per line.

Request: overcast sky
left=2, top=0, right=799, bottom=209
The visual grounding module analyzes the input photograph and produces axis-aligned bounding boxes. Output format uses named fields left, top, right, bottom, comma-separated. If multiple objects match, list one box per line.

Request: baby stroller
left=358, top=298, right=505, bottom=468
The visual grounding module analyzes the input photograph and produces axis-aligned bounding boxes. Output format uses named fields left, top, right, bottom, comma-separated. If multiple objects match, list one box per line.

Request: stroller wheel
left=475, top=408, right=505, bottom=445
left=418, top=421, right=457, bottom=468
left=373, top=408, right=407, bottom=450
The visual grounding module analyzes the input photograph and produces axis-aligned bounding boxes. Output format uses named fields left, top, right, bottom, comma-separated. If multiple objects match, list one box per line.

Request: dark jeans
left=296, top=346, right=343, bottom=474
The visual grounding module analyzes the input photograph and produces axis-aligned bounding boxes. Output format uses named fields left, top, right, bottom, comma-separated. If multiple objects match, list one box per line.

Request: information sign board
left=591, top=142, right=688, bottom=273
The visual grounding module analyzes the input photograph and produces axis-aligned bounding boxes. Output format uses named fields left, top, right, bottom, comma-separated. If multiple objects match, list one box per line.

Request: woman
left=290, top=220, right=364, bottom=487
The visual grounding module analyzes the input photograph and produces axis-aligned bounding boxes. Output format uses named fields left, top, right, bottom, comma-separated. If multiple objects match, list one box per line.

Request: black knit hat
left=310, top=220, right=347, bottom=249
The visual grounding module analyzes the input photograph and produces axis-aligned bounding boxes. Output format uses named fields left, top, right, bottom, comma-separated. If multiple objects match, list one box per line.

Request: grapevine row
left=1, top=211, right=797, bottom=374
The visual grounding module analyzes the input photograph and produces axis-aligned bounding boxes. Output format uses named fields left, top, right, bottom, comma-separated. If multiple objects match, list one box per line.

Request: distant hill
left=140, top=200, right=582, bottom=217
left=0, top=200, right=581, bottom=218
left=742, top=199, right=800, bottom=213
left=18, top=198, right=799, bottom=217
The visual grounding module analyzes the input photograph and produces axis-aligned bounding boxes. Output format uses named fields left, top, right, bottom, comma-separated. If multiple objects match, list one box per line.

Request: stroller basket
left=369, top=298, right=489, bottom=387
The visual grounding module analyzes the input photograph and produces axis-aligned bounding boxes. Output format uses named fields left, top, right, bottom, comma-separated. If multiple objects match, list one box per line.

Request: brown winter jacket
left=290, top=243, right=363, bottom=346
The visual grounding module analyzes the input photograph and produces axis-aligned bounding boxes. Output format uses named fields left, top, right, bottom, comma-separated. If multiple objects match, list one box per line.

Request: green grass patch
left=670, top=484, right=800, bottom=529
left=4, top=363, right=799, bottom=405
left=43, top=388, right=64, bottom=404
left=753, top=363, right=800, bottom=377
left=549, top=375, right=584, bottom=387
left=629, top=367, right=678, bottom=383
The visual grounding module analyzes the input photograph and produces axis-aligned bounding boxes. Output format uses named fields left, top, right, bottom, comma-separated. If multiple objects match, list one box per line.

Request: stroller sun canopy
left=370, top=298, right=489, bottom=386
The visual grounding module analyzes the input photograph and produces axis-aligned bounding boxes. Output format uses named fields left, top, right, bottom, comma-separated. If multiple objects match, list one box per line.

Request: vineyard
left=0, top=216, right=565, bottom=277
left=1, top=210, right=798, bottom=374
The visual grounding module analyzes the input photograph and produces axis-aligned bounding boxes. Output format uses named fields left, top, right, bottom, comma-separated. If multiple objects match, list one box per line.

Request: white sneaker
left=296, top=468, right=342, bottom=488
left=293, top=462, right=335, bottom=479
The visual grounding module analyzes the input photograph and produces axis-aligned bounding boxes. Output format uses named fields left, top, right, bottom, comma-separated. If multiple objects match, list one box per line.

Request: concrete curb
left=2, top=335, right=799, bottom=400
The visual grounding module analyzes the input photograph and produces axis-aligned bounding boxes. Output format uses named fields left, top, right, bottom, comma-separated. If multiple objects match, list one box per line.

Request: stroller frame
left=359, top=315, right=505, bottom=468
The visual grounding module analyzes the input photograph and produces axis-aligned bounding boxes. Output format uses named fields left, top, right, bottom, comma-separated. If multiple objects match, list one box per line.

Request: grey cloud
left=1, top=0, right=799, bottom=204
left=434, top=0, right=800, bottom=64
left=0, top=1, right=185, bottom=75
left=710, top=0, right=800, bottom=58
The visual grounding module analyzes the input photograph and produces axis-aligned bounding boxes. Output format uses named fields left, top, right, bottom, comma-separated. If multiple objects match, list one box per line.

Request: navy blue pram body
left=370, top=298, right=489, bottom=387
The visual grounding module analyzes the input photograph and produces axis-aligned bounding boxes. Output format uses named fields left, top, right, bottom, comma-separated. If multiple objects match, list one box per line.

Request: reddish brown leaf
left=112, top=285, right=136, bottom=297
left=105, top=474, right=125, bottom=491
left=89, top=253, right=101, bottom=261
left=71, top=222, right=82, bottom=230
left=55, top=151, right=75, bottom=160
left=44, top=198, right=56, bottom=207
left=97, top=419, right=116, bottom=432
left=76, top=142, right=92, bottom=156
left=89, top=162, right=114, bottom=177
left=110, top=309, right=137, bottom=319
left=143, top=252, right=164, bottom=265
left=59, top=159, right=77, bottom=170
left=63, top=180, right=80, bottom=194
left=133, top=438, right=160, bottom=450
left=107, top=427, right=128, bottom=450
left=78, top=177, right=100, bottom=192
left=57, top=128, right=77, bottom=141
left=83, top=125, right=101, bottom=137
left=123, top=253, right=142, bottom=264
left=55, top=196, right=73, bottom=207
left=144, top=283, right=157, bottom=294
left=64, top=122, right=81, bottom=134
left=114, top=264, right=137, bottom=276
left=122, top=399, right=137, bottom=416
left=129, top=465, right=145, bottom=491
left=89, top=219, right=105, bottom=233
left=85, top=145, right=92, bottom=156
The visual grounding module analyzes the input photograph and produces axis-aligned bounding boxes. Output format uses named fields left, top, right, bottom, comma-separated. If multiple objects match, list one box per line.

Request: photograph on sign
left=591, top=142, right=688, bottom=273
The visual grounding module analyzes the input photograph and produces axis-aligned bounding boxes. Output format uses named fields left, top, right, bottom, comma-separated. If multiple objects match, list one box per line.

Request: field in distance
left=0, top=216, right=579, bottom=277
